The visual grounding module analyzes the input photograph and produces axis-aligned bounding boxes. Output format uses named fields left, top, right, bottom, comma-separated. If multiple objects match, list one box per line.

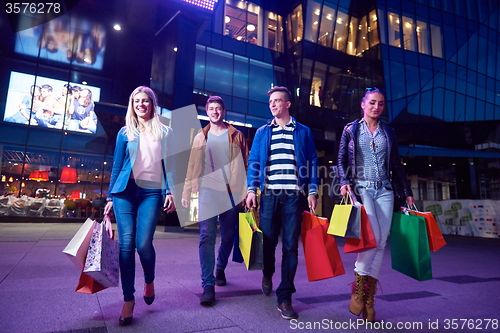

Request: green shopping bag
left=390, top=211, right=432, bottom=281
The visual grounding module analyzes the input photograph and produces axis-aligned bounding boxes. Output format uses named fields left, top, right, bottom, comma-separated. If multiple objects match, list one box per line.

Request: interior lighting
left=247, top=24, right=255, bottom=31
left=113, top=24, right=121, bottom=31
left=181, top=0, right=218, bottom=11
left=71, top=190, right=81, bottom=200
left=236, top=36, right=243, bottom=40
left=326, top=14, right=333, bottom=20
left=313, top=21, right=318, bottom=25
left=60, top=167, right=77, bottom=183
left=29, top=170, right=49, bottom=181
left=372, top=15, right=377, bottom=21
left=314, top=9, right=320, bottom=16
left=225, top=16, right=231, bottom=23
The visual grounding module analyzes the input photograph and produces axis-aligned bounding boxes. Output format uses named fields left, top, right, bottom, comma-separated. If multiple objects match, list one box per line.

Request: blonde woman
left=104, top=86, right=176, bottom=326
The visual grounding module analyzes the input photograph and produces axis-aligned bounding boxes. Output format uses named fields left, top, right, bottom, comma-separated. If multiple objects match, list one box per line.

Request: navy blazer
left=107, top=126, right=176, bottom=200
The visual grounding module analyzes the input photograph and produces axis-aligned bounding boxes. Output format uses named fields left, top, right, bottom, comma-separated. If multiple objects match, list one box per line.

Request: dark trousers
left=259, top=189, right=306, bottom=304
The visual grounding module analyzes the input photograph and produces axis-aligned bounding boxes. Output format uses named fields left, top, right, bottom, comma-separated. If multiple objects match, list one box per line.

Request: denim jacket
left=107, top=126, right=176, bottom=200
left=337, top=118, right=413, bottom=198
left=247, top=117, right=319, bottom=196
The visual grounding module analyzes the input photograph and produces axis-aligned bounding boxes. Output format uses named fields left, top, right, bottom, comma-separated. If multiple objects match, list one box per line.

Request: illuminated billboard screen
left=15, top=16, right=106, bottom=70
left=3, top=71, right=101, bottom=134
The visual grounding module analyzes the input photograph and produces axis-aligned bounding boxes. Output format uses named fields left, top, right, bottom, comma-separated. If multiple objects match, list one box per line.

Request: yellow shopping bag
left=327, top=194, right=359, bottom=237
left=239, top=209, right=263, bottom=270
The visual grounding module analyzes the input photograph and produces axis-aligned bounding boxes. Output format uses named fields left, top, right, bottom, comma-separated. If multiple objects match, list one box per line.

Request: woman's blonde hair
left=125, top=86, right=166, bottom=141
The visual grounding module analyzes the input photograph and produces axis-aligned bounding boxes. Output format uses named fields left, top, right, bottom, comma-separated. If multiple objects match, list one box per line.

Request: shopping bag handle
left=309, top=207, right=316, bottom=216
left=102, top=215, right=114, bottom=239
left=244, top=207, right=260, bottom=228
left=340, top=192, right=353, bottom=205
left=403, top=203, right=419, bottom=212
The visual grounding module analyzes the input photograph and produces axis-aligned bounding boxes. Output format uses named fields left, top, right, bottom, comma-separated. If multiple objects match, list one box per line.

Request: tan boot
left=349, top=272, right=366, bottom=316
left=363, top=275, right=378, bottom=322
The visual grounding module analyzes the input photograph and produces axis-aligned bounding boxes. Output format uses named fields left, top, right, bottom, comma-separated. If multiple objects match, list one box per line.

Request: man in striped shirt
left=246, top=86, right=319, bottom=320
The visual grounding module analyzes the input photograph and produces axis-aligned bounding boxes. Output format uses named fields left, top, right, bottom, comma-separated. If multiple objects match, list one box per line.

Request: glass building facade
left=1, top=0, right=500, bottom=221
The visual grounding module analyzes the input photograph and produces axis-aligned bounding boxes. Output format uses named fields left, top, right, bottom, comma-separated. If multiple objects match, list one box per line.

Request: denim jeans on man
left=198, top=187, right=239, bottom=287
left=113, top=178, right=162, bottom=302
left=259, top=189, right=307, bottom=304
left=354, top=181, right=394, bottom=280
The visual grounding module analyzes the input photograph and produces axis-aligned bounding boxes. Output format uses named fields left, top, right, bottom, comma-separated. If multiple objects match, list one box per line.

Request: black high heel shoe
left=144, top=294, right=155, bottom=305
left=119, top=301, right=135, bottom=326
left=144, top=283, right=155, bottom=305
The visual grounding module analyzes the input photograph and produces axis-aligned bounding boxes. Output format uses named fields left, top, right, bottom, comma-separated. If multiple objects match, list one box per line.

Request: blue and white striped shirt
left=265, top=119, right=299, bottom=191
left=355, top=120, right=388, bottom=182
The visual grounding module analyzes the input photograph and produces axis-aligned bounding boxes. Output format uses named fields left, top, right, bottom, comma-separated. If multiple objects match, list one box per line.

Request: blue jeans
left=113, top=179, right=162, bottom=302
left=5, top=111, right=29, bottom=124
left=259, top=190, right=306, bottom=304
left=354, top=181, right=394, bottom=279
left=198, top=188, right=239, bottom=287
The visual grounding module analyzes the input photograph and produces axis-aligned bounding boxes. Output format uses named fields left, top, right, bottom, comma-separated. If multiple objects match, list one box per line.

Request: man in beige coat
left=182, top=96, right=248, bottom=306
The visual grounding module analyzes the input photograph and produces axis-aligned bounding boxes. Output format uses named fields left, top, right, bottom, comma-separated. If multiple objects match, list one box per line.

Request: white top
left=133, top=132, right=162, bottom=184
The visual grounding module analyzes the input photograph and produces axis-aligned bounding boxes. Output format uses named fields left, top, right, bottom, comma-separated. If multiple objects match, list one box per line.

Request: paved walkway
left=0, top=222, right=499, bottom=333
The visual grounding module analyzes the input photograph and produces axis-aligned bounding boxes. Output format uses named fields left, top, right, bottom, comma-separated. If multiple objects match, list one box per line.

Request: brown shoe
left=215, top=269, right=226, bottom=286
left=277, top=301, right=298, bottom=320
left=200, top=285, right=215, bottom=306
left=363, top=276, right=378, bottom=322
left=262, top=276, right=272, bottom=296
left=349, top=272, right=366, bottom=316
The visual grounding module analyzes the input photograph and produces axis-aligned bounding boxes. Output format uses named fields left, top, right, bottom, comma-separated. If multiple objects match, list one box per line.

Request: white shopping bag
left=63, top=218, right=98, bottom=270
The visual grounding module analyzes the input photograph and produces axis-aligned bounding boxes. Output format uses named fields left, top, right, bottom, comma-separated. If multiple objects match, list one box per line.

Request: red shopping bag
left=344, top=206, right=377, bottom=253
left=75, top=271, right=107, bottom=294
left=302, top=211, right=345, bottom=282
left=405, top=208, right=446, bottom=251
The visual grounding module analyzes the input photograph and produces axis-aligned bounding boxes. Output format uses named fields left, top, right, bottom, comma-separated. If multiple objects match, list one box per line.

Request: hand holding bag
left=239, top=209, right=263, bottom=270
left=63, top=218, right=98, bottom=270
left=390, top=210, right=432, bottom=281
left=344, top=206, right=377, bottom=253
left=302, top=210, right=345, bottom=281
left=327, top=193, right=360, bottom=238
left=83, top=215, right=120, bottom=287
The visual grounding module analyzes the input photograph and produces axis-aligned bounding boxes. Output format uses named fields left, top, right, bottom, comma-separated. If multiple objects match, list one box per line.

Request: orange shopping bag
left=75, top=271, right=107, bottom=294
left=402, top=206, right=446, bottom=251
